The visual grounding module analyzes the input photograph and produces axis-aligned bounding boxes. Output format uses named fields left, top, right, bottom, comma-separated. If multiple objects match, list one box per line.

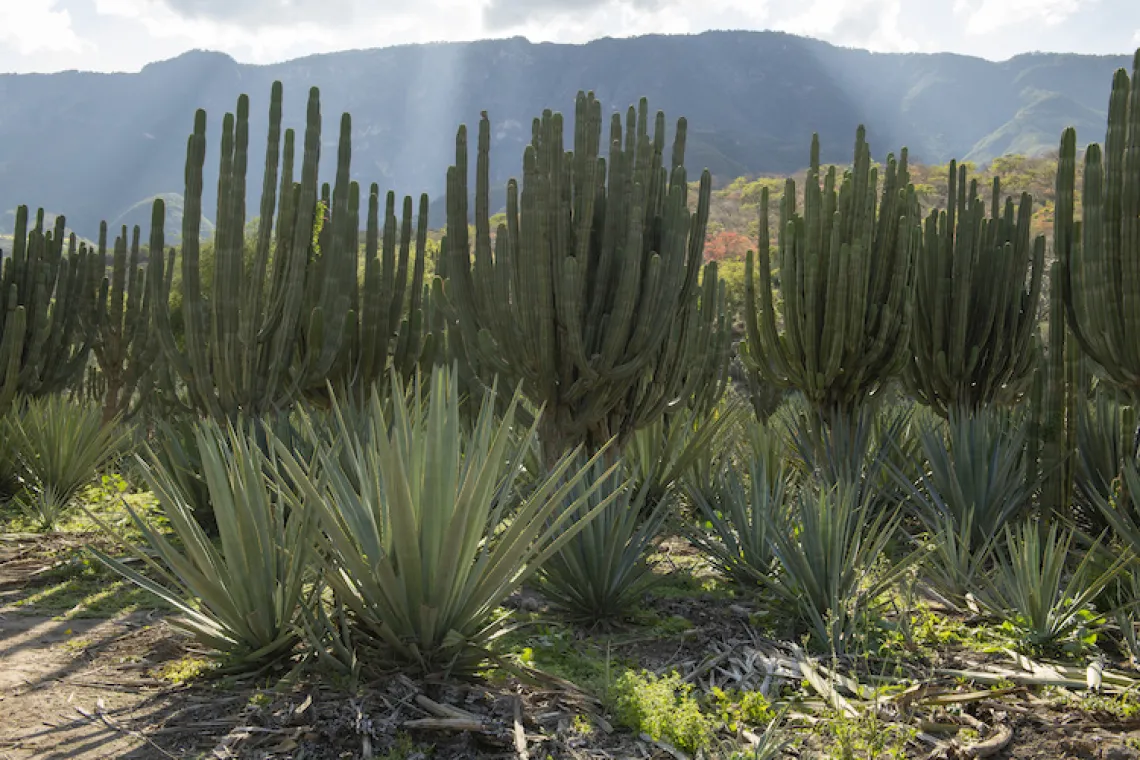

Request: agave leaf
left=975, top=521, right=1132, bottom=651
left=762, top=483, right=921, bottom=653
left=893, top=408, right=1033, bottom=604
left=87, top=418, right=318, bottom=667
left=687, top=439, right=793, bottom=588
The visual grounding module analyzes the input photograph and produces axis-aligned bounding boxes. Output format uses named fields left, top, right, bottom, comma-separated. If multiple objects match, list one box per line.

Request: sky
left=1, top=0, right=1139, bottom=75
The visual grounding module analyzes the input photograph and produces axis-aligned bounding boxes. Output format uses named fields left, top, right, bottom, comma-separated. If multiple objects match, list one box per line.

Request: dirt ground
left=6, top=534, right=1140, bottom=759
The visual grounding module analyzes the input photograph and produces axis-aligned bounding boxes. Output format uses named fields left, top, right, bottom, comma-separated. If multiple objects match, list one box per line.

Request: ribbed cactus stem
left=1060, top=49, right=1140, bottom=405
left=906, top=161, right=1045, bottom=416
left=744, top=127, right=920, bottom=423
left=150, top=81, right=355, bottom=419
left=0, top=206, right=100, bottom=405
left=441, top=92, right=730, bottom=462
left=93, top=201, right=164, bottom=422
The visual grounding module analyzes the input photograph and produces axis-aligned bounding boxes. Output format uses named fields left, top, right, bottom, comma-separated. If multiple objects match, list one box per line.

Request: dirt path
left=0, top=610, right=193, bottom=760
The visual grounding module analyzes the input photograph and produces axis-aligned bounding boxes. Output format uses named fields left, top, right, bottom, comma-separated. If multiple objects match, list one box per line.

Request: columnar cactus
left=743, top=128, right=920, bottom=422
left=92, top=204, right=164, bottom=421
left=320, top=173, right=435, bottom=397
left=0, top=207, right=101, bottom=411
left=906, top=162, right=1046, bottom=416
left=150, top=82, right=355, bottom=419
left=1029, top=262, right=1081, bottom=523
left=442, top=92, right=730, bottom=462
left=0, top=289, right=26, bottom=413
left=1059, top=49, right=1140, bottom=405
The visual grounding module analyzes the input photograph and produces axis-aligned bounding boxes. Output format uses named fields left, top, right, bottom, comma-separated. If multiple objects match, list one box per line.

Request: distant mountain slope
left=0, top=31, right=1130, bottom=240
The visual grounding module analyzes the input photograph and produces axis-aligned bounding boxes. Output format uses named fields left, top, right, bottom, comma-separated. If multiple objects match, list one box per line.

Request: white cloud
left=0, top=0, right=91, bottom=56
left=774, top=0, right=921, bottom=51
left=957, top=0, right=1085, bottom=36
left=93, top=0, right=482, bottom=63
left=0, top=0, right=1136, bottom=73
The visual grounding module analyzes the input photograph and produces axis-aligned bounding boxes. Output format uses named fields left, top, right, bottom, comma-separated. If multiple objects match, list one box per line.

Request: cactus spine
left=0, top=207, right=100, bottom=411
left=1059, top=50, right=1140, bottom=405
left=743, top=128, right=920, bottom=422
left=442, top=93, right=730, bottom=461
left=906, top=162, right=1045, bottom=416
left=151, top=82, right=354, bottom=419
left=92, top=203, right=164, bottom=422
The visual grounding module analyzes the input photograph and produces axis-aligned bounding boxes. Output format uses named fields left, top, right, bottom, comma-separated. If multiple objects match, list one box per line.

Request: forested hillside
left=0, top=31, right=1126, bottom=240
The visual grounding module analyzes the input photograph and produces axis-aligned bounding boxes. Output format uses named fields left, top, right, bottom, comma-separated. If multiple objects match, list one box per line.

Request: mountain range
left=0, top=30, right=1131, bottom=242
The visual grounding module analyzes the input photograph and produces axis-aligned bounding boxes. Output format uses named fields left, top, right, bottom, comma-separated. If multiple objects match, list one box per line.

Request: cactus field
left=3, top=47, right=1140, bottom=760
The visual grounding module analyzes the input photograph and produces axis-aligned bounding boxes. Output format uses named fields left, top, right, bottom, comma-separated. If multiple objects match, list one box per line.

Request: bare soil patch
left=5, top=533, right=1140, bottom=759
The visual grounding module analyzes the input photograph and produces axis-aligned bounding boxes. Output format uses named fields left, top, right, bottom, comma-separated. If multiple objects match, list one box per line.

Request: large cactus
left=743, top=128, right=920, bottom=422
left=92, top=204, right=164, bottom=422
left=1058, top=49, right=1140, bottom=405
left=317, top=131, right=435, bottom=399
left=0, top=207, right=101, bottom=412
left=0, top=289, right=26, bottom=413
left=906, top=162, right=1046, bottom=416
left=1029, top=261, right=1082, bottom=524
left=151, top=82, right=354, bottom=419
left=442, top=93, right=730, bottom=462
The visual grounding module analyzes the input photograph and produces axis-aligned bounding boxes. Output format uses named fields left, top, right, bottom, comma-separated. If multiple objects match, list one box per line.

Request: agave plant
left=88, top=418, right=319, bottom=666
left=763, top=483, right=918, bottom=653
left=687, top=448, right=792, bottom=588
left=11, top=396, right=133, bottom=530
left=1074, top=390, right=1136, bottom=532
left=1090, top=458, right=1140, bottom=560
left=975, top=521, right=1131, bottom=652
left=623, top=399, right=747, bottom=509
left=275, top=366, right=620, bottom=676
left=539, top=456, right=671, bottom=624
left=895, top=410, right=1033, bottom=604
left=920, top=409, right=1032, bottom=544
left=783, top=401, right=917, bottom=511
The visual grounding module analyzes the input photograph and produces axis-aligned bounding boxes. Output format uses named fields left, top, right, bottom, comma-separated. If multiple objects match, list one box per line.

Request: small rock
left=1103, top=747, right=1140, bottom=760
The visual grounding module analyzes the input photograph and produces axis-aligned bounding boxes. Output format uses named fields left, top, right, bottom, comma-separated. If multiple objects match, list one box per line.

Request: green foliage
left=89, top=417, right=318, bottom=667
left=707, top=687, right=776, bottom=733
left=539, top=457, right=670, bottom=624
left=976, top=521, right=1130, bottom=654
left=276, top=366, right=621, bottom=675
left=823, top=712, right=915, bottom=760
left=687, top=443, right=791, bottom=588
left=610, top=670, right=715, bottom=754
left=10, top=396, right=132, bottom=530
left=762, top=484, right=918, bottom=653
